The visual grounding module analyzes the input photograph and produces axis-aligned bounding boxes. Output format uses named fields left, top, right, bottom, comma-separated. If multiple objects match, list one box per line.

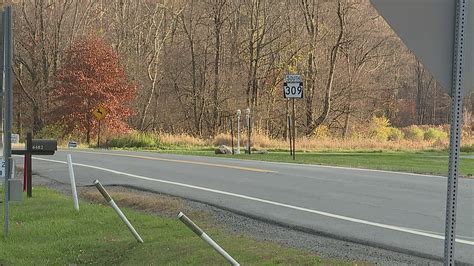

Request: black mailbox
left=13, top=133, right=58, bottom=198
left=31, top=139, right=57, bottom=153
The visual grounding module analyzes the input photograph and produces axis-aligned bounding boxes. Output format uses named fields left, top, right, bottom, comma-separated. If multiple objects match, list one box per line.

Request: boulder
left=254, top=149, right=268, bottom=154
left=215, top=145, right=233, bottom=154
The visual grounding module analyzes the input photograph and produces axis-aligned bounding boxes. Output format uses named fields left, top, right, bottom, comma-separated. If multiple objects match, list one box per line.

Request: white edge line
left=32, top=156, right=473, bottom=246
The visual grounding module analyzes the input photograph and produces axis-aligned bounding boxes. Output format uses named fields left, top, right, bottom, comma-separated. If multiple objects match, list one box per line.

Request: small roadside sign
left=0, top=158, right=5, bottom=178
left=92, top=105, right=108, bottom=121
left=284, top=75, right=303, bottom=99
left=285, top=75, right=302, bottom=83
left=0, top=159, right=14, bottom=178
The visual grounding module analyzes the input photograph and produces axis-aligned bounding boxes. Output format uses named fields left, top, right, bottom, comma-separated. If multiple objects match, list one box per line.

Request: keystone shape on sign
left=371, top=0, right=474, bottom=97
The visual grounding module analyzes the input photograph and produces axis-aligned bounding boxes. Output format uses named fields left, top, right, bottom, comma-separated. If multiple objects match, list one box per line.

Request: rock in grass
left=215, top=145, right=232, bottom=154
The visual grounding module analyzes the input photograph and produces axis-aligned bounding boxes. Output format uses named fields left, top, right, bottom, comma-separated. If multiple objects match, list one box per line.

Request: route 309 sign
left=283, top=75, right=303, bottom=99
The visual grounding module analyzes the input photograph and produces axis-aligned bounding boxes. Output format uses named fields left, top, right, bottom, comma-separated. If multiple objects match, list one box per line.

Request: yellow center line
left=61, top=149, right=277, bottom=173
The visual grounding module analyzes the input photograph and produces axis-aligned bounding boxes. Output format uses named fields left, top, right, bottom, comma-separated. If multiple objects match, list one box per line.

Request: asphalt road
left=22, top=149, right=474, bottom=264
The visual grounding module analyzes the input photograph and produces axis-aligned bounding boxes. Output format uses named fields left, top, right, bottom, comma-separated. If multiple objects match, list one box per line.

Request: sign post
left=288, top=115, right=292, bottom=156
left=92, top=105, right=108, bottom=147
left=370, top=1, right=473, bottom=264
left=443, top=2, right=466, bottom=264
left=284, top=75, right=303, bottom=160
left=236, top=110, right=241, bottom=154
left=3, top=6, right=13, bottom=236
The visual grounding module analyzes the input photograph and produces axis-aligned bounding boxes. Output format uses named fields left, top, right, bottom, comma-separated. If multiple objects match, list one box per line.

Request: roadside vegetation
left=0, top=186, right=354, bottom=265
left=48, top=117, right=474, bottom=177
left=70, top=116, right=471, bottom=152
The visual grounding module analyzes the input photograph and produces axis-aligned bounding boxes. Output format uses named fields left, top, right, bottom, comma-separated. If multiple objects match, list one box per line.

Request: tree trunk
left=308, top=1, right=344, bottom=133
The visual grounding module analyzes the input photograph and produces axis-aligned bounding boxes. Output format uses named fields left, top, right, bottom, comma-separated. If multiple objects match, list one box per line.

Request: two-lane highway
left=24, top=149, right=474, bottom=263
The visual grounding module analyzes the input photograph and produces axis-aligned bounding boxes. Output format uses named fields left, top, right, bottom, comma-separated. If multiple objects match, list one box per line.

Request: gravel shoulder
left=34, top=173, right=441, bottom=265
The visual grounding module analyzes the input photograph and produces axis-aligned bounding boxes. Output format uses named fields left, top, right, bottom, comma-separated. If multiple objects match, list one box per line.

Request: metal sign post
left=370, top=1, right=472, bottom=264
left=97, top=120, right=101, bottom=147
left=292, top=99, right=296, bottom=160
left=288, top=115, right=292, bottom=156
left=284, top=75, right=303, bottom=160
left=444, top=1, right=466, bottom=264
left=2, top=6, right=12, bottom=236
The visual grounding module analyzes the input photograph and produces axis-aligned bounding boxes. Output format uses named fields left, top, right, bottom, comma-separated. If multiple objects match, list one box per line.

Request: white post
left=245, top=108, right=251, bottom=153
left=236, top=110, right=241, bottom=154
left=178, top=212, right=239, bottom=266
left=94, top=180, right=144, bottom=243
left=67, top=154, right=79, bottom=211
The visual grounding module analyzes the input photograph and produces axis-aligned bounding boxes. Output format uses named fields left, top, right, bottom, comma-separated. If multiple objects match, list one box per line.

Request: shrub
left=387, top=127, right=404, bottom=141
left=424, top=128, right=448, bottom=141
left=313, top=125, right=331, bottom=139
left=159, top=133, right=206, bottom=147
left=461, top=144, right=474, bottom=152
left=107, top=132, right=158, bottom=148
left=213, top=133, right=232, bottom=146
left=369, top=116, right=391, bottom=141
left=403, top=125, right=424, bottom=141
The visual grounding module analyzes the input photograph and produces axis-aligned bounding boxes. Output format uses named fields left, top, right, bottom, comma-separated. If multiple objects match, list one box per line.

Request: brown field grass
left=156, top=130, right=474, bottom=151
left=210, top=133, right=448, bottom=151
left=96, top=124, right=474, bottom=152
left=158, top=133, right=207, bottom=147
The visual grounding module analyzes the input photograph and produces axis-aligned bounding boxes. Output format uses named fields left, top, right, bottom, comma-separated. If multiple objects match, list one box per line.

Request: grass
left=155, top=149, right=474, bottom=177
left=0, top=186, right=354, bottom=265
left=98, top=130, right=474, bottom=152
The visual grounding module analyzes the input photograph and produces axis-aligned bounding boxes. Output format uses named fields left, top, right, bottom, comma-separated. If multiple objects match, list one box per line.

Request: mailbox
left=31, top=139, right=57, bottom=154
left=11, top=133, right=58, bottom=198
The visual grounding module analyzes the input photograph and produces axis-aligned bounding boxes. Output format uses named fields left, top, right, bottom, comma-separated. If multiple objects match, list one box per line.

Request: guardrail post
left=94, top=180, right=143, bottom=243
left=178, top=212, right=239, bottom=265
left=67, top=154, right=79, bottom=211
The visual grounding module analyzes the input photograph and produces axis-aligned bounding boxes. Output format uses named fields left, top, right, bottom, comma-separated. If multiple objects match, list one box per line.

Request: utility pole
left=3, top=6, right=13, bottom=236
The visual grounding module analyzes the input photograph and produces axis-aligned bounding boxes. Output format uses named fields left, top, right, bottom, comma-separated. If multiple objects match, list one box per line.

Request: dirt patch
left=79, top=186, right=186, bottom=218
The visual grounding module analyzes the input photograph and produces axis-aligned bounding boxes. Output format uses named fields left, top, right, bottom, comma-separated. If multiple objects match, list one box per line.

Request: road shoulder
left=34, top=174, right=440, bottom=265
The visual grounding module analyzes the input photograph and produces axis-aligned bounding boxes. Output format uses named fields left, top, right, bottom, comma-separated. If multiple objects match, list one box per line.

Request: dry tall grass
left=212, top=133, right=450, bottom=151
left=161, top=131, right=474, bottom=151
left=106, top=126, right=473, bottom=151
left=158, top=133, right=206, bottom=147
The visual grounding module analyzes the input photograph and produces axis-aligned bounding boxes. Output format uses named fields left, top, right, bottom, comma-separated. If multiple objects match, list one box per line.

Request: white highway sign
left=284, top=75, right=303, bottom=99
left=283, top=83, right=303, bottom=98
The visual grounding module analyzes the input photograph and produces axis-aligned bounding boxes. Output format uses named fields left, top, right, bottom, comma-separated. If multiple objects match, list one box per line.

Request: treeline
left=11, top=0, right=473, bottom=140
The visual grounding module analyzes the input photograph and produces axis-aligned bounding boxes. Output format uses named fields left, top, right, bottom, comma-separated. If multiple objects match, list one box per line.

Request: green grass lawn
left=0, top=187, right=350, bottom=265
left=153, top=149, right=474, bottom=177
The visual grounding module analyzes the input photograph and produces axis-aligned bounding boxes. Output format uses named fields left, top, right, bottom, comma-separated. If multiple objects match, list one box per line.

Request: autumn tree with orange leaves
left=52, top=36, right=136, bottom=144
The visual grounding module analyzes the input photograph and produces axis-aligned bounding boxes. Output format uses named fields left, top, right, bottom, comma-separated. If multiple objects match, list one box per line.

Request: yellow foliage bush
left=369, top=116, right=391, bottom=141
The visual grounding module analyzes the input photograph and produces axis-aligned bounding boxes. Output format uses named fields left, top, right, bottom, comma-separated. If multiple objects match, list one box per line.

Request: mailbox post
left=26, top=133, right=32, bottom=196
left=13, top=133, right=57, bottom=197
